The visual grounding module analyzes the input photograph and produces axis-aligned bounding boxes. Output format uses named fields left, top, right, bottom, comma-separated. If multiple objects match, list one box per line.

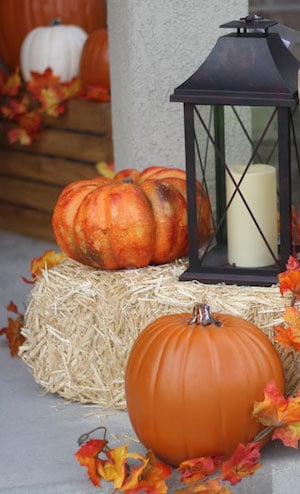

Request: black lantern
left=170, top=16, right=300, bottom=286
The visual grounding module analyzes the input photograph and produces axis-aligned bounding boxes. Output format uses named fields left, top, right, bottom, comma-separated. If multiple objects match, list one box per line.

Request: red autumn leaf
left=0, top=95, right=31, bottom=120
left=253, top=380, right=300, bottom=448
left=74, top=438, right=108, bottom=487
left=8, top=116, right=41, bottom=144
left=221, top=442, right=262, bottom=486
left=80, top=83, right=111, bottom=102
left=17, top=111, right=42, bottom=137
left=0, top=303, right=25, bottom=357
left=6, top=301, right=19, bottom=314
left=291, top=207, right=300, bottom=246
left=0, top=68, right=5, bottom=87
left=178, top=456, right=222, bottom=484
left=286, top=254, right=300, bottom=272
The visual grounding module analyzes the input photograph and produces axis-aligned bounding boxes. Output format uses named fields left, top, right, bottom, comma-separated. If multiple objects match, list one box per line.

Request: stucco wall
left=107, top=0, right=249, bottom=171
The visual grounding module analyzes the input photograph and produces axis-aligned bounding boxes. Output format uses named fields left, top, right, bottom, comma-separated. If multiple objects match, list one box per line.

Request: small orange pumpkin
left=52, top=166, right=212, bottom=270
left=125, top=304, right=285, bottom=466
left=80, top=28, right=110, bottom=90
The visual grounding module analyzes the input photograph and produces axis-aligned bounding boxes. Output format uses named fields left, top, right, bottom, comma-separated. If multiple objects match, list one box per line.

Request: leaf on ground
left=0, top=302, right=25, bottom=356
left=221, top=442, right=262, bottom=486
left=178, top=456, right=222, bottom=484
left=253, top=380, right=300, bottom=448
left=74, top=438, right=108, bottom=487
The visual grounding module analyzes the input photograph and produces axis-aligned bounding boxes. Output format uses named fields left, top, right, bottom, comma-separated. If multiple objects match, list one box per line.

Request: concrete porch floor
left=0, top=228, right=299, bottom=493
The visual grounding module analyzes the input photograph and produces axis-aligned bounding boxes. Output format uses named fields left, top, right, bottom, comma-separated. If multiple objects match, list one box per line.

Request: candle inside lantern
left=226, top=164, right=277, bottom=268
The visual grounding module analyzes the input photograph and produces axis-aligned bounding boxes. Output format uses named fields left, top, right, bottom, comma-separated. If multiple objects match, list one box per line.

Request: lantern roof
left=170, top=16, right=300, bottom=107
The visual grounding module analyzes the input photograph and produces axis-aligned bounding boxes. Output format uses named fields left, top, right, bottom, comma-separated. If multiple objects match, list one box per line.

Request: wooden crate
left=0, top=99, right=113, bottom=241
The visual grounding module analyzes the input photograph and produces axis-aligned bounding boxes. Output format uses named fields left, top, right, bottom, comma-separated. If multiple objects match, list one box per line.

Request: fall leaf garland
left=0, top=66, right=110, bottom=145
left=1, top=250, right=300, bottom=490
left=74, top=378, right=300, bottom=493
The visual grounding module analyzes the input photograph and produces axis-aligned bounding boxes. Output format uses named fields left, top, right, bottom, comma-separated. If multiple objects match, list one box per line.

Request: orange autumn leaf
left=30, top=250, right=67, bottom=280
left=61, top=77, right=82, bottom=100
left=116, top=452, right=150, bottom=492
left=26, top=69, right=81, bottom=116
left=278, top=269, right=300, bottom=300
left=0, top=67, right=22, bottom=96
left=274, top=325, right=300, bottom=352
left=75, top=438, right=108, bottom=487
left=0, top=302, right=25, bottom=356
left=121, top=449, right=171, bottom=494
left=221, top=442, right=262, bottom=486
left=178, top=456, right=221, bottom=484
left=39, top=87, right=66, bottom=116
left=253, top=380, right=300, bottom=448
left=21, top=250, right=67, bottom=284
left=26, top=68, right=62, bottom=97
left=175, top=479, right=233, bottom=493
left=8, top=127, right=32, bottom=145
left=95, top=160, right=115, bottom=179
left=274, top=306, right=300, bottom=352
left=97, top=444, right=130, bottom=488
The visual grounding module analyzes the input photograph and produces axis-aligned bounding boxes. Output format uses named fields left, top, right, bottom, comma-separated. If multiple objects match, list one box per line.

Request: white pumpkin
left=20, top=20, right=88, bottom=82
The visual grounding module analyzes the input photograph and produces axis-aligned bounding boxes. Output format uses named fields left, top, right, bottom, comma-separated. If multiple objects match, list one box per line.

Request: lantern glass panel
left=183, top=102, right=300, bottom=285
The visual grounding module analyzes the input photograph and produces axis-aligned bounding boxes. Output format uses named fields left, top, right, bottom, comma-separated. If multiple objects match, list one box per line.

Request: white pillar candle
left=226, top=164, right=278, bottom=268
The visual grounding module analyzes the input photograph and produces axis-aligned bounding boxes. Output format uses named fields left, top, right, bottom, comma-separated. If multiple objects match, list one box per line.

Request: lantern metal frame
left=170, top=16, right=300, bottom=286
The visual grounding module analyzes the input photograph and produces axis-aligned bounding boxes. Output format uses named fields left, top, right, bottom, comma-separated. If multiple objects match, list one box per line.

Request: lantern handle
left=188, top=303, right=221, bottom=327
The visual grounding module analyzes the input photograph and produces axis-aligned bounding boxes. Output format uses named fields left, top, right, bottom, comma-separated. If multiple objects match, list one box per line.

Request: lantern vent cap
left=170, top=16, right=300, bottom=107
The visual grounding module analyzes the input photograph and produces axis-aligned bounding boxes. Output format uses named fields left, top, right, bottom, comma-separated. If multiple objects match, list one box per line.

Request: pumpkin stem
left=77, top=426, right=107, bottom=446
left=188, top=303, right=221, bottom=327
left=50, top=17, right=62, bottom=26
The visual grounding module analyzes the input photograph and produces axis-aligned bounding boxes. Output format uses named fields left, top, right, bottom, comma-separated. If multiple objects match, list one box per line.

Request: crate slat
left=0, top=176, right=61, bottom=212
left=0, top=203, right=55, bottom=241
left=42, top=100, right=112, bottom=133
left=0, top=124, right=113, bottom=162
left=0, top=149, right=101, bottom=186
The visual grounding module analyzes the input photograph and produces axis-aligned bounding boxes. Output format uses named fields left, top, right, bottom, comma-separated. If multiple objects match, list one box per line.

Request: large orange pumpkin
left=125, top=304, right=285, bottom=466
left=52, top=166, right=212, bottom=270
left=0, top=0, right=106, bottom=70
left=80, top=29, right=110, bottom=90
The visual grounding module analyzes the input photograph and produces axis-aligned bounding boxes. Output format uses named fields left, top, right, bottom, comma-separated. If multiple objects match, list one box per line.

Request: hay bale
left=20, top=258, right=300, bottom=409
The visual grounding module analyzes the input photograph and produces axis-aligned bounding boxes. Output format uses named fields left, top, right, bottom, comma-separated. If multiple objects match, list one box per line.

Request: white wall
left=107, top=0, right=248, bottom=171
